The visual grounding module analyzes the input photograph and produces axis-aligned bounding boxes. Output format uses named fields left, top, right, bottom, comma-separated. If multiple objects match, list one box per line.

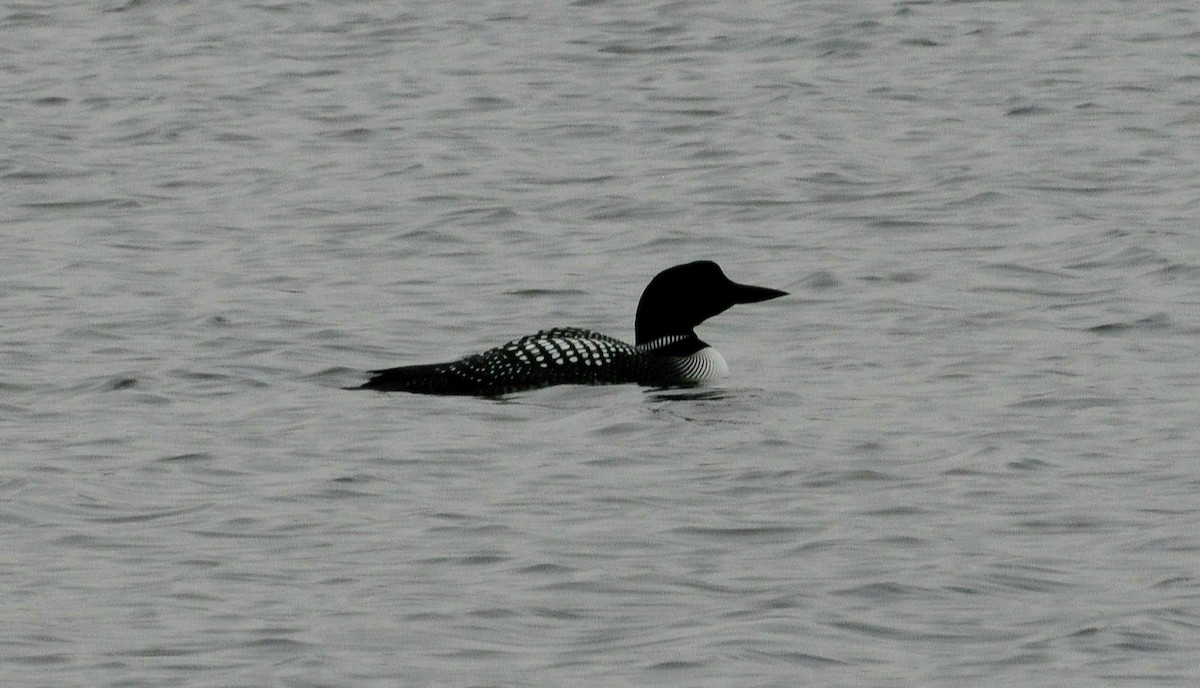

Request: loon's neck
left=636, top=332, right=708, bottom=356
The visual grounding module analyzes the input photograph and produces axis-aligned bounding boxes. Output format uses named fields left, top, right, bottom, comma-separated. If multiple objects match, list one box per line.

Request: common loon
left=356, top=261, right=786, bottom=396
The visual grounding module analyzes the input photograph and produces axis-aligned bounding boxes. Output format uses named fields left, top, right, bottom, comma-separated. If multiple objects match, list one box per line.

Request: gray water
left=4, top=1, right=1200, bottom=686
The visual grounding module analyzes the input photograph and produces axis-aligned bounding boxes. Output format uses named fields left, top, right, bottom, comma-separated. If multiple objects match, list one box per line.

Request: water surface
left=4, top=2, right=1200, bottom=686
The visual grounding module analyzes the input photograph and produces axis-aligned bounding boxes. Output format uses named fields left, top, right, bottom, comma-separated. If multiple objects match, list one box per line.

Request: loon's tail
left=354, top=363, right=465, bottom=394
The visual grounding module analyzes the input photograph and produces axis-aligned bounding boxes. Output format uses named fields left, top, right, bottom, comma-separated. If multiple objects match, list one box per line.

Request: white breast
left=673, top=346, right=729, bottom=382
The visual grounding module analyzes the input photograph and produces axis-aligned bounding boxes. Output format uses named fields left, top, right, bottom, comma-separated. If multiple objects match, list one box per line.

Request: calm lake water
left=4, top=2, right=1200, bottom=686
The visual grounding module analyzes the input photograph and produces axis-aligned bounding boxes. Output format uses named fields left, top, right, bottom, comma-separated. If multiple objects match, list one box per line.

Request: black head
left=634, top=261, right=787, bottom=345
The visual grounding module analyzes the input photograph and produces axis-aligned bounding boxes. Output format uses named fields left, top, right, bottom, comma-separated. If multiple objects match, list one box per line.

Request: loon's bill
left=355, top=261, right=786, bottom=396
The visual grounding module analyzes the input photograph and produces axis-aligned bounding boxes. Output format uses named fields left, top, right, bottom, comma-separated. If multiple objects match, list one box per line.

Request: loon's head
left=634, top=261, right=787, bottom=346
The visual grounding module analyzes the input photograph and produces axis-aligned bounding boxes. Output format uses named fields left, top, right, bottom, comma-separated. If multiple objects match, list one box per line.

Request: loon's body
left=357, top=261, right=786, bottom=396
